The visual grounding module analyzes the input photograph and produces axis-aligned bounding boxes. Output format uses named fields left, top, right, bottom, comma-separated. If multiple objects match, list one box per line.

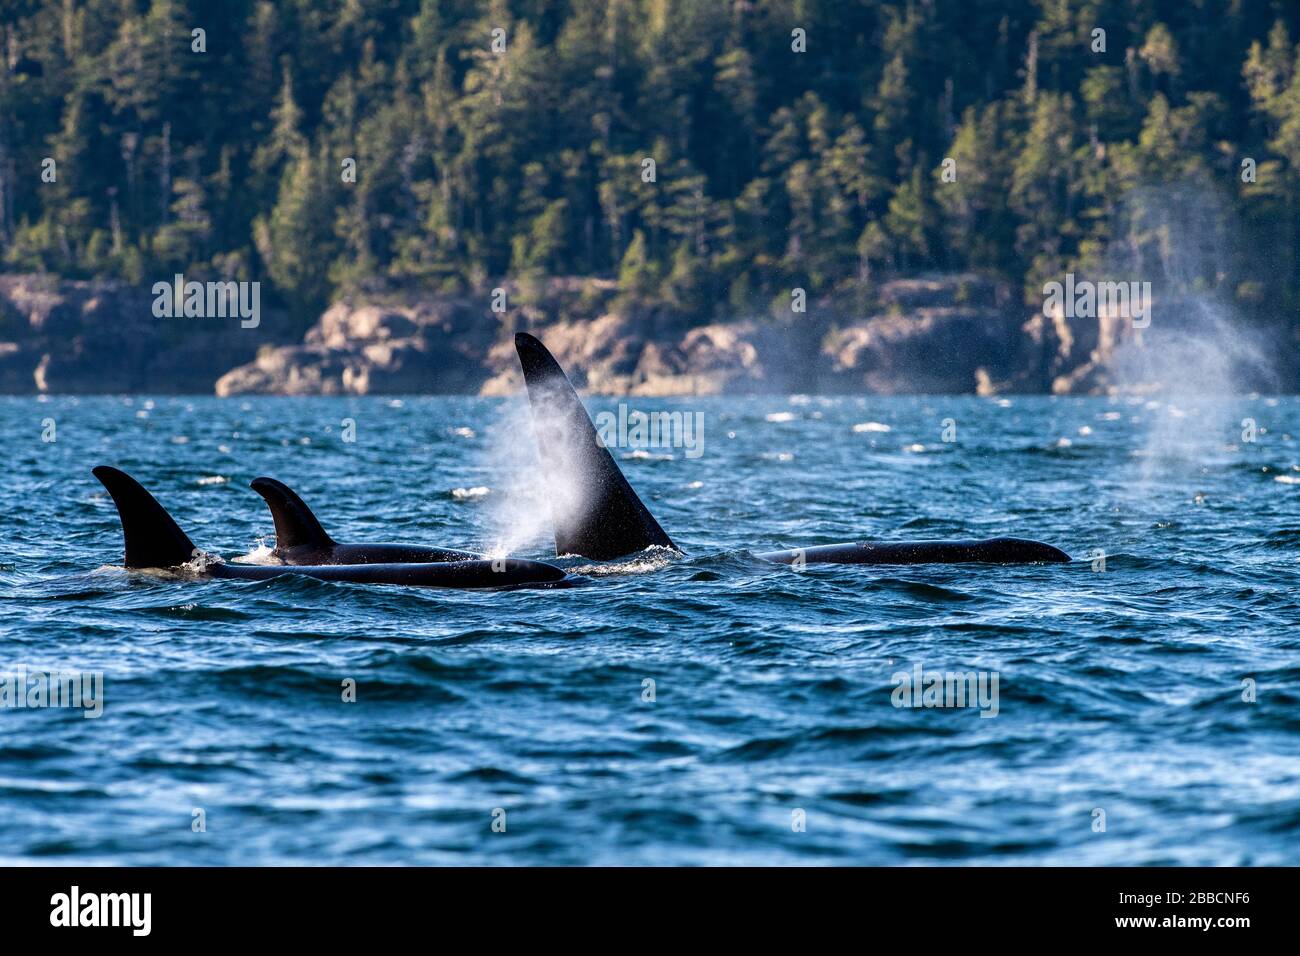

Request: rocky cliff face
left=0, top=272, right=1146, bottom=395
left=212, top=299, right=501, bottom=396
left=0, top=274, right=298, bottom=394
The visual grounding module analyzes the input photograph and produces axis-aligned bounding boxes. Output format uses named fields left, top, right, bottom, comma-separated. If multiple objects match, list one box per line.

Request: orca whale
left=513, top=333, right=1070, bottom=566
left=249, top=476, right=479, bottom=565
left=515, top=332, right=676, bottom=559
left=92, top=466, right=569, bottom=589
left=755, top=539, right=1069, bottom=565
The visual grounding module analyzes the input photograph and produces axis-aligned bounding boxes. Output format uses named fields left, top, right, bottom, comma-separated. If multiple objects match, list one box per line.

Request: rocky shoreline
left=0, top=272, right=1147, bottom=396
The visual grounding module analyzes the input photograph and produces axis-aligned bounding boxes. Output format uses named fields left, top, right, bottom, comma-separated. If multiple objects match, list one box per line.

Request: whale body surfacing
left=515, top=332, right=676, bottom=560
left=755, top=538, right=1070, bottom=565
left=512, top=333, right=1070, bottom=566
left=92, top=466, right=569, bottom=589
left=249, top=476, right=479, bottom=565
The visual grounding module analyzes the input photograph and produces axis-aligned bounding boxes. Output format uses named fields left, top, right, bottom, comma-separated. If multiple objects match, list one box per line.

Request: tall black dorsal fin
left=249, top=477, right=336, bottom=550
left=514, top=332, right=676, bottom=560
left=92, top=466, right=199, bottom=569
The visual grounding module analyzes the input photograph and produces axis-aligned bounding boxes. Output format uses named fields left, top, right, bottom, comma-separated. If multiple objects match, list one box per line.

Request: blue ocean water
left=1, top=393, right=1298, bottom=865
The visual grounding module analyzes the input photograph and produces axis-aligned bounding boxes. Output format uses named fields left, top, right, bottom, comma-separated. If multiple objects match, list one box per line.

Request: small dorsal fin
left=249, top=477, right=336, bottom=550
left=93, top=466, right=199, bottom=568
left=514, top=333, right=676, bottom=560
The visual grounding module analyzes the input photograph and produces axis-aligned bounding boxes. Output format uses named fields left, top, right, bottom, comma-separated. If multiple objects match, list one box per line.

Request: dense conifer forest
left=3, top=0, right=1299, bottom=332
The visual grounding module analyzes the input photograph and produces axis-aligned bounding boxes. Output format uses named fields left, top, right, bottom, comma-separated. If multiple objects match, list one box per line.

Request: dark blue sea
left=2, top=393, right=1298, bottom=865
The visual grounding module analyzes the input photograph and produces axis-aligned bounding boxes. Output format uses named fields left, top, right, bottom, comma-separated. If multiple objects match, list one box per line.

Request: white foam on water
left=623, top=449, right=673, bottom=461
left=451, top=486, right=491, bottom=500
left=567, top=546, right=679, bottom=576
left=231, top=542, right=279, bottom=565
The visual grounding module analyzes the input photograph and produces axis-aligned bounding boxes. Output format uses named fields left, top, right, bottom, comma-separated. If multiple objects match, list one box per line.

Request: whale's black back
left=250, top=476, right=480, bottom=564
left=755, top=538, right=1071, bottom=565
left=92, top=466, right=570, bottom=587
left=515, top=333, right=675, bottom=560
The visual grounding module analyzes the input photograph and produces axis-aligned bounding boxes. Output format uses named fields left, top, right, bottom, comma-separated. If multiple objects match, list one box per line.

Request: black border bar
left=0, top=866, right=1279, bottom=940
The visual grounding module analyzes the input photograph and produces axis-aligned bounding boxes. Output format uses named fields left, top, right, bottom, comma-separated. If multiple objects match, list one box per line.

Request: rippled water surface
left=2, top=393, right=1298, bottom=865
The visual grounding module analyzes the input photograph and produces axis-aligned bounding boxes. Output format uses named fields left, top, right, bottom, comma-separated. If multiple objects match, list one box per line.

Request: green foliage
left=1, top=0, right=1299, bottom=324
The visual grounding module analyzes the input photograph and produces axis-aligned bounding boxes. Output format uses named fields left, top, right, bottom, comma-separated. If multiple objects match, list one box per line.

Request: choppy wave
left=2, top=394, right=1299, bottom=865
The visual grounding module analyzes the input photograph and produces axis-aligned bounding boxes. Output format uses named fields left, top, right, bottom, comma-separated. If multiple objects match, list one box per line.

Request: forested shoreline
left=3, top=0, right=1300, bottom=346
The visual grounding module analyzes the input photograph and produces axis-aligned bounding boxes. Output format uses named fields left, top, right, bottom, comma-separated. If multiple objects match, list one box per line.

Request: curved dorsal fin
left=92, top=466, right=199, bottom=568
left=249, top=477, right=336, bottom=550
left=514, top=333, right=676, bottom=560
